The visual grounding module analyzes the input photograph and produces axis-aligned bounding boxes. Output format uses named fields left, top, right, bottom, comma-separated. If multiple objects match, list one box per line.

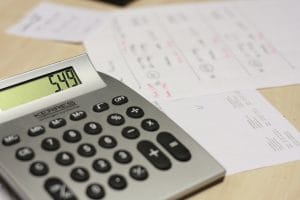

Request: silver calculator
left=0, top=54, right=225, bottom=200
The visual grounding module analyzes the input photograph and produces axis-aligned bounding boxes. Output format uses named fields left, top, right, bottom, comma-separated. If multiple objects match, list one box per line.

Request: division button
left=49, top=118, right=66, bottom=129
left=16, top=147, right=34, bottom=161
left=63, top=130, right=82, bottom=143
left=157, top=132, right=191, bottom=162
left=30, top=161, right=49, bottom=176
left=107, top=114, right=125, bottom=126
left=78, top=143, right=96, bottom=157
left=99, top=135, right=117, bottom=149
left=129, top=165, right=148, bottom=181
left=93, top=102, right=109, bottom=113
left=28, top=125, right=45, bottom=137
left=84, top=122, right=102, bottom=135
left=126, top=106, right=144, bottom=118
left=122, top=126, right=140, bottom=139
left=108, top=175, right=127, bottom=190
left=70, top=111, right=87, bottom=121
left=56, top=152, right=75, bottom=166
left=141, top=119, right=160, bottom=132
left=2, top=134, right=20, bottom=146
left=71, top=167, right=89, bottom=182
left=112, top=95, right=128, bottom=105
left=114, top=150, right=132, bottom=164
left=42, top=137, right=60, bottom=151
left=86, top=183, right=105, bottom=199
left=45, top=177, right=77, bottom=200
left=137, top=140, right=171, bottom=170
left=93, top=158, right=111, bottom=173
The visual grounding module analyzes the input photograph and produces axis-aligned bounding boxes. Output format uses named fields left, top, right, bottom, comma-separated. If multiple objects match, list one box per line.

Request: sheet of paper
left=85, top=0, right=300, bottom=100
left=0, top=184, right=15, bottom=200
left=157, top=90, right=300, bottom=174
left=7, top=2, right=108, bottom=43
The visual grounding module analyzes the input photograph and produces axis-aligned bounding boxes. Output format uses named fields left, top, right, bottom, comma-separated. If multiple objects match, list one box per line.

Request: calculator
left=0, top=54, right=225, bottom=200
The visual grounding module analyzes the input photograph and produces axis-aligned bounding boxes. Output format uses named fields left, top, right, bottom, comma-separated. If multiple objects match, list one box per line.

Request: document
left=7, top=2, right=108, bottom=43
left=157, top=90, right=300, bottom=174
left=85, top=0, right=300, bottom=100
left=0, top=184, right=15, bottom=200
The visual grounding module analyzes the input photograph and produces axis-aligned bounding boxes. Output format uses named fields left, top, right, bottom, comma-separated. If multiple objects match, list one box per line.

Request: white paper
left=0, top=184, right=15, bottom=200
left=7, top=2, right=108, bottom=43
left=157, top=90, right=300, bottom=174
left=85, top=0, right=300, bottom=100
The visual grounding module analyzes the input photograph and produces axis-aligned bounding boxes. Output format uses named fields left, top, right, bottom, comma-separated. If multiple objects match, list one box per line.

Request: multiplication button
left=126, top=106, right=144, bottom=118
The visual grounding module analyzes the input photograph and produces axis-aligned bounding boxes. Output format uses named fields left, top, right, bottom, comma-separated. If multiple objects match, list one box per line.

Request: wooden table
left=0, top=0, right=299, bottom=199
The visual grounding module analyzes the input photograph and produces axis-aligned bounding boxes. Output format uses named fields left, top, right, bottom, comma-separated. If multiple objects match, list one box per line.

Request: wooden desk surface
left=0, top=0, right=299, bottom=199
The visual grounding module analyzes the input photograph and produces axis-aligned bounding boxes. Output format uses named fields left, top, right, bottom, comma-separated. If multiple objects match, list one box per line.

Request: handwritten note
left=85, top=0, right=300, bottom=100
left=7, top=2, right=108, bottom=43
left=157, top=90, right=300, bottom=174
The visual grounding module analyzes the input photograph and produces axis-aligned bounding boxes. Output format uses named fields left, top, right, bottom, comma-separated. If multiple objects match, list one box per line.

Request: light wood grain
left=0, top=0, right=299, bottom=199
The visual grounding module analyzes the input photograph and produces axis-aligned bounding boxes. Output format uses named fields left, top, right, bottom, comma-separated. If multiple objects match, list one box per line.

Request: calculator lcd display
left=0, top=67, right=81, bottom=111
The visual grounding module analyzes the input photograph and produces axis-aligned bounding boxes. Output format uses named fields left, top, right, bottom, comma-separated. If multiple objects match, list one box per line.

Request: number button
left=99, top=136, right=117, bottom=149
left=107, top=114, right=125, bottom=126
left=56, top=152, right=75, bottom=166
left=126, top=106, right=144, bottom=118
left=28, top=126, right=45, bottom=137
left=63, top=130, right=82, bottom=143
left=93, top=102, right=109, bottom=113
left=108, top=175, right=127, bottom=190
left=71, top=167, right=89, bottom=182
left=2, top=135, right=20, bottom=146
left=42, top=138, right=60, bottom=151
left=122, top=126, right=140, bottom=139
left=112, top=95, right=128, bottom=105
left=93, top=158, right=111, bottom=173
left=130, top=165, right=148, bottom=181
left=86, top=183, right=105, bottom=200
left=114, top=150, right=132, bottom=164
left=16, top=147, right=35, bottom=161
left=141, top=119, right=160, bottom=132
left=78, top=143, right=96, bottom=157
left=84, top=122, right=102, bottom=135
left=70, top=111, right=86, bottom=121
left=30, top=161, right=49, bottom=176
left=49, top=118, right=66, bottom=129
left=45, top=178, right=77, bottom=200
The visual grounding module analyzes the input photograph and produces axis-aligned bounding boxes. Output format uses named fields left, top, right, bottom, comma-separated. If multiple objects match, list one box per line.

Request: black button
left=30, top=161, right=49, bottom=176
left=130, top=165, right=148, bottom=181
left=122, top=126, right=140, bottom=139
left=78, top=143, right=96, bottom=157
left=28, top=126, right=45, bottom=137
left=71, top=167, right=89, bottom=182
left=84, top=122, right=102, bottom=135
left=49, top=118, right=66, bottom=129
left=42, top=137, right=60, bottom=151
left=137, top=140, right=171, bottom=170
left=99, top=136, right=117, bottom=149
left=157, top=132, right=191, bottom=162
left=108, top=175, right=127, bottom=190
left=2, top=135, right=20, bottom=146
left=114, top=150, right=132, bottom=164
left=16, top=147, right=35, bottom=161
left=93, top=158, right=111, bottom=173
left=93, top=102, right=109, bottom=113
left=141, top=119, right=160, bottom=132
left=126, top=106, right=144, bottom=118
left=86, top=183, right=105, bottom=199
left=45, top=177, right=77, bottom=200
left=56, top=152, right=75, bottom=166
left=70, top=111, right=87, bottom=121
left=107, top=114, right=125, bottom=126
left=63, top=130, right=82, bottom=143
left=112, top=95, right=128, bottom=105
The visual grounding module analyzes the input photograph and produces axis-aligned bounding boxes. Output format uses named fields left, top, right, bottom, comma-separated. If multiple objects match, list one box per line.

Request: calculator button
left=71, top=167, right=89, bottom=182
left=108, top=175, right=127, bottom=190
left=42, top=138, right=60, bottom=151
left=30, top=161, right=49, bottom=176
left=16, top=147, right=34, bottom=161
left=107, top=114, right=125, bottom=126
left=45, top=177, right=77, bottom=200
left=137, top=141, right=171, bottom=170
left=122, top=126, right=140, bottom=139
left=93, top=158, right=111, bottom=173
left=49, top=118, right=66, bottom=129
left=93, top=102, right=109, bottom=113
left=63, top=130, right=82, bottom=143
left=129, top=165, right=148, bottom=181
left=114, top=150, right=132, bottom=164
left=28, top=126, right=45, bottom=137
left=112, top=95, right=128, bottom=105
left=141, top=119, right=160, bottom=132
left=84, top=122, right=102, bottom=135
left=157, top=132, right=191, bottom=162
left=126, top=106, right=144, bottom=118
left=70, top=111, right=87, bottom=121
left=2, top=135, right=20, bottom=146
left=99, top=136, right=117, bottom=149
left=86, top=183, right=105, bottom=199
left=78, top=143, right=96, bottom=157
left=56, top=152, right=75, bottom=166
